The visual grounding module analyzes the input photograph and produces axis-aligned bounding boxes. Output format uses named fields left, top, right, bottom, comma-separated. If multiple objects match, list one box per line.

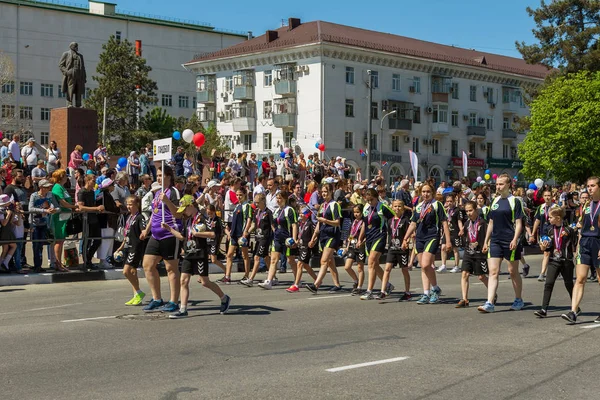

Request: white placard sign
left=153, top=138, right=172, bottom=162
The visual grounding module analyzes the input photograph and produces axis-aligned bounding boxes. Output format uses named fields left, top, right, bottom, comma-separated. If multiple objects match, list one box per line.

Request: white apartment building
left=184, top=18, right=548, bottom=185
left=0, top=0, right=247, bottom=146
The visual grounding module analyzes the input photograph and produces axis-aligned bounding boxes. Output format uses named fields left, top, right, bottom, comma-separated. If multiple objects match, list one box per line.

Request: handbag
left=66, top=213, right=83, bottom=236
left=115, top=214, right=125, bottom=242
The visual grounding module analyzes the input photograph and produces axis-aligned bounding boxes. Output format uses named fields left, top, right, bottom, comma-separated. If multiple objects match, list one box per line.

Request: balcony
left=272, top=98, right=296, bottom=128
left=274, top=79, right=297, bottom=96
left=233, top=70, right=255, bottom=100
left=232, top=102, right=256, bottom=132
left=388, top=118, right=412, bottom=131
left=196, top=75, right=216, bottom=104
left=431, top=76, right=451, bottom=103
left=197, top=106, right=215, bottom=124
left=502, top=129, right=517, bottom=139
left=467, top=126, right=486, bottom=140
left=432, top=123, right=449, bottom=137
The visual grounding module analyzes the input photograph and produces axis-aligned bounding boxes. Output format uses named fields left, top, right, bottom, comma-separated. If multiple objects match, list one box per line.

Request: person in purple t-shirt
left=140, top=165, right=183, bottom=313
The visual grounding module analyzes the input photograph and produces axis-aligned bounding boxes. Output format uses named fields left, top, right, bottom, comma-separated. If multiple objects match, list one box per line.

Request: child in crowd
left=0, top=194, right=16, bottom=272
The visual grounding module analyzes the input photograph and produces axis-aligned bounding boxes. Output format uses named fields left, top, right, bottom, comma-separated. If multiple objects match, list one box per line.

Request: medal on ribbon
left=553, top=226, right=563, bottom=258
left=418, top=201, right=432, bottom=224
left=590, top=201, right=600, bottom=231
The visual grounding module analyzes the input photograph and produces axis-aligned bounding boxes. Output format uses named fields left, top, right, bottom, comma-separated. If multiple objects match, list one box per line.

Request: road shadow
left=0, top=288, right=26, bottom=293
left=187, top=304, right=284, bottom=316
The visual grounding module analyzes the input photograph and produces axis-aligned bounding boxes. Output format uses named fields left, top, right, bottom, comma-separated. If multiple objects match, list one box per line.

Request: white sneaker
left=437, top=265, right=447, bottom=273
left=272, top=278, right=279, bottom=286
left=101, top=260, right=113, bottom=269
left=450, top=266, right=460, bottom=273
left=537, top=274, right=545, bottom=282
left=258, top=280, right=272, bottom=290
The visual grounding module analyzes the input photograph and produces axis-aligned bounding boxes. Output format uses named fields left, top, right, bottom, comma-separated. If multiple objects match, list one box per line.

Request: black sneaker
left=351, top=287, right=362, bottom=296
left=328, top=286, right=342, bottom=293
left=399, top=292, right=412, bottom=301
left=220, top=295, right=231, bottom=314
left=533, top=309, right=547, bottom=318
left=374, top=291, right=388, bottom=301
left=522, top=264, right=530, bottom=277
left=561, top=311, right=577, bottom=325
left=576, top=307, right=582, bottom=316
left=237, top=277, right=249, bottom=285
left=305, top=283, right=318, bottom=294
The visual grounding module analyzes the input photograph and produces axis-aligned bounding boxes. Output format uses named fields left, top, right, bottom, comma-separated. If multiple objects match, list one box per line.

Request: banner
left=153, top=138, right=172, bottom=162
left=462, top=151, right=468, bottom=178
left=409, top=150, right=418, bottom=181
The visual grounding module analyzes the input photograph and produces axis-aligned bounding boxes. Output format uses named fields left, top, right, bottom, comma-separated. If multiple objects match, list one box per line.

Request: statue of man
left=59, top=42, right=87, bottom=108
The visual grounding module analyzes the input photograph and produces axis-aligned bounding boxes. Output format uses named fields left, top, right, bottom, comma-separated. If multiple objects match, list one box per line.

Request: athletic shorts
left=123, top=247, right=143, bottom=268
left=346, top=246, right=366, bottom=263
left=181, top=257, right=209, bottom=276
left=254, top=240, right=271, bottom=258
left=577, top=236, right=600, bottom=269
left=386, top=250, right=409, bottom=268
left=365, top=237, right=386, bottom=256
left=461, top=255, right=488, bottom=275
left=145, top=236, right=180, bottom=261
left=298, top=246, right=312, bottom=264
left=319, top=236, right=340, bottom=252
left=415, top=238, right=439, bottom=254
left=230, top=236, right=249, bottom=248
left=207, top=239, right=219, bottom=256
left=441, top=233, right=462, bottom=248
left=488, top=241, right=522, bottom=261
left=271, top=238, right=298, bottom=257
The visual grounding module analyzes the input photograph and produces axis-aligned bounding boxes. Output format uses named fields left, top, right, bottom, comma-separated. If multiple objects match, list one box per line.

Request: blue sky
left=114, top=0, right=543, bottom=58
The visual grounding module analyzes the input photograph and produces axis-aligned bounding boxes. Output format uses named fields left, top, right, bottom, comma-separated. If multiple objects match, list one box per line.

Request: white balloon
left=534, top=178, right=544, bottom=189
left=182, top=129, right=194, bottom=143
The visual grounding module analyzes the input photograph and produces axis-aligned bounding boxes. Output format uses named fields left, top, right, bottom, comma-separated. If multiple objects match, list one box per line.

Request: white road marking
left=326, top=356, right=410, bottom=372
left=581, top=324, right=600, bottom=329
left=61, top=316, right=116, bottom=323
left=307, top=294, right=352, bottom=300
left=27, top=303, right=83, bottom=311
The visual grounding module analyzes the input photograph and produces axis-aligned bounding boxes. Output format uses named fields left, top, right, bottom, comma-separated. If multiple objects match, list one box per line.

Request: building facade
left=0, top=0, right=247, bottom=146
left=184, top=18, right=548, bottom=185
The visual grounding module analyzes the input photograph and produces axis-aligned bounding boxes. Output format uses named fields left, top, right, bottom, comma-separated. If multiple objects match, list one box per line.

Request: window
left=179, top=96, right=189, bottom=108
left=192, top=97, right=196, bottom=107
left=1, top=81, right=14, bottom=94
left=451, top=140, right=458, bottom=157
left=345, top=99, right=354, bottom=117
left=3, top=131, right=13, bottom=140
left=224, top=105, right=232, bottom=121
left=469, top=85, right=477, bottom=102
left=116, top=31, right=121, bottom=42
left=370, top=102, right=378, bottom=119
left=264, top=70, right=272, bottom=87
left=370, top=71, right=379, bottom=88
left=284, top=132, right=294, bottom=148
left=392, top=135, right=400, bottom=152
left=41, top=107, right=50, bottom=121
left=432, top=105, right=448, bottom=123
left=451, top=111, right=459, bottom=127
left=41, top=83, right=54, bottom=97
left=370, top=133, right=378, bottom=151
left=263, top=100, right=272, bottom=119
left=503, top=117, right=510, bottom=130
left=263, top=133, right=272, bottom=150
left=58, top=86, right=66, bottom=98
left=469, top=141, right=477, bottom=158
left=242, top=133, right=252, bottom=151
left=486, top=116, right=494, bottom=131
left=1, top=105, right=15, bottom=118
left=161, top=94, right=172, bottom=107
left=502, top=88, right=510, bottom=103
left=503, top=144, right=509, bottom=159
left=486, top=143, right=493, bottom=159
left=392, top=74, right=401, bottom=91
left=432, top=139, right=439, bottom=155
left=413, top=77, right=421, bottom=93
left=20, top=81, right=33, bottom=96
left=412, top=137, right=420, bottom=153
left=344, top=131, right=354, bottom=149
left=40, top=132, right=49, bottom=146
left=451, top=82, right=459, bottom=99
left=225, top=76, right=233, bottom=91
left=345, top=67, right=354, bottom=84
left=469, top=112, right=477, bottom=126
left=485, top=87, right=494, bottom=103
left=413, top=106, right=421, bottom=124
left=19, top=106, right=33, bottom=120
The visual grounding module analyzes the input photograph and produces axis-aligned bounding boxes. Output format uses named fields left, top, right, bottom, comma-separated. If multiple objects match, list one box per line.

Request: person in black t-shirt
left=205, top=204, right=225, bottom=274
left=288, top=206, right=318, bottom=292
left=244, top=193, right=275, bottom=286
left=76, top=175, right=105, bottom=270
left=343, top=204, right=367, bottom=295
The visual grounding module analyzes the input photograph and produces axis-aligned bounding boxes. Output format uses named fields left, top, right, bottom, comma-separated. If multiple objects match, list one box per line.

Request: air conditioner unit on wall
left=404, top=136, right=410, bottom=143
left=425, top=106, right=433, bottom=113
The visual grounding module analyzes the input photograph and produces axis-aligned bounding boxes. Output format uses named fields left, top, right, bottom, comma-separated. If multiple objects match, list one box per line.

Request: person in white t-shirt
left=8, top=134, right=21, bottom=168
left=253, top=175, right=266, bottom=200
left=21, top=138, right=39, bottom=176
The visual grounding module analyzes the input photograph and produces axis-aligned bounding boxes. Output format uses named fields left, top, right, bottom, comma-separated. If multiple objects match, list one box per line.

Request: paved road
left=2, top=254, right=599, bottom=400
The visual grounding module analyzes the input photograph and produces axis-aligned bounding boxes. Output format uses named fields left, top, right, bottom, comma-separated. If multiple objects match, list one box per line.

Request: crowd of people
left=0, top=137, right=597, bottom=325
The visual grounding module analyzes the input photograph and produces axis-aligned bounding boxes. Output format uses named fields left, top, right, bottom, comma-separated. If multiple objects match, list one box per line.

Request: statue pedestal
left=49, top=107, right=98, bottom=159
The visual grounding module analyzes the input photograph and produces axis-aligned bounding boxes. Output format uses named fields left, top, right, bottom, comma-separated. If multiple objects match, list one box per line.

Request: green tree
left=518, top=71, right=600, bottom=183
left=516, top=0, right=600, bottom=74
left=141, top=107, right=175, bottom=135
left=85, top=35, right=158, bottom=154
left=173, top=114, right=229, bottom=158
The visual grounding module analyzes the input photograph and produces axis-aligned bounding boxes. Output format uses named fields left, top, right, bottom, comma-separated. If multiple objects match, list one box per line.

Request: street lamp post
left=366, top=71, right=373, bottom=182
left=380, top=109, right=397, bottom=180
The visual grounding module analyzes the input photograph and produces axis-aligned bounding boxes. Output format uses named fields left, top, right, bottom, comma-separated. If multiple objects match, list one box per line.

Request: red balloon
left=193, top=132, right=205, bottom=147
left=318, top=143, right=325, bottom=151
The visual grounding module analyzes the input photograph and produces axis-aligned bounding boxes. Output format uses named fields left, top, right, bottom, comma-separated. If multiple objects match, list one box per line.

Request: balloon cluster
left=280, top=147, right=292, bottom=158
left=82, top=153, right=92, bottom=161
left=314, top=141, right=326, bottom=152
left=529, top=179, right=544, bottom=190
left=173, top=129, right=205, bottom=147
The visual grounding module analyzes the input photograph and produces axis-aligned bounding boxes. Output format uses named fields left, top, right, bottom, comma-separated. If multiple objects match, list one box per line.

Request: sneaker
left=399, top=292, right=412, bottom=302
left=455, top=299, right=469, bottom=308
left=143, top=299, right=164, bottom=313
left=537, top=274, right=545, bottom=282
left=510, top=298, right=525, bottom=311
left=272, top=278, right=279, bottom=286
left=592, top=275, right=599, bottom=282
left=522, top=264, right=530, bottom=277
left=169, top=310, right=188, bottom=319
left=576, top=307, right=582, bottom=316
left=220, top=295, right=231, bottom=314
left=328, top=286, right=342, bottom=293
left=374, top=291, right=387, bottom=300
left=279, top=267, right=287, bottom=274
left=286, top=285, right=299, bottom=293
left=450, top=266, right=460, bottom=273
left=258, top=280, right=272, bottom=290
left=100, top=260, right=113, bottom=269
left=238, top=276, right=249, bottom=285
left=431, top=286, right=442, bottom=296
left=478, top=302, right=495, bottom=313
left=416, top=294, right=430, bottom=305
left=360, top=291, right=374, bottom=300
left=533, top=309, right=547, bottom=318
left=386, top=283, right=395, bottom=293
left=351, top=287, right=362, bottom=296
left=242, top=278, right=254, bottom=287
left=429, top=290, right=440, bottom=304
left=160, top=301, right=178, bottom=313
left=305, top=283, right=318, bottom=294
left=561, top=311, right=577, bottom=324
left=216, top=276, right=227, bottom=284
left=437, top=265, right=447, bottom=273
left=126, top=291, right=146, bottom=306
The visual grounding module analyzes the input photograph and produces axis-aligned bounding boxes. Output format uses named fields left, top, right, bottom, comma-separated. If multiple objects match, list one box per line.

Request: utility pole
left=366, top=70, right=373, bottom=182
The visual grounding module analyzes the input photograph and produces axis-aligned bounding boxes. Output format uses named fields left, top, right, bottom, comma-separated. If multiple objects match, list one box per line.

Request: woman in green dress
left=51, top=169, right=78, bottom=272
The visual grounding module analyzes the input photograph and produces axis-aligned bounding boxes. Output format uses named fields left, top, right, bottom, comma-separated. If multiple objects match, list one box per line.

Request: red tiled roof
left=185, top=20, right=550, bottom=79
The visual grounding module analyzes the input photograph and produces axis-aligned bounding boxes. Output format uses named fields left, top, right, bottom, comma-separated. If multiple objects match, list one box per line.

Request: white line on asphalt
left=61, top=316, right=116, bottom=323
left=326, top=357, right=410, bottom=372
left=581, top=324, right=600, bottom=329
left=27, top=303, right=84, bottom=311
left=307, top=294, right=352, bottom=300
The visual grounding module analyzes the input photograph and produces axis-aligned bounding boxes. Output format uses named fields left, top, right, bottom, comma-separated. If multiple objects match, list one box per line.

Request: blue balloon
left=528, top=183, right=537, bottom=190
left=315, top=142, right=320, bottom=149
left=280, top=152, right=286, bottom=158
left=118, top=157, right=127, bottom=168
left=485, top=169, right=490, bottom=174
left=82, top=153, right=90, bottom=161
left=173, top=131, right=181, bottom=140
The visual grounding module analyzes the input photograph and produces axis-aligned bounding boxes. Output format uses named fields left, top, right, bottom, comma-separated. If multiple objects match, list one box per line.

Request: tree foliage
left=519, top=71, right=600, bottom=183
left=516, top=0, right=600, bottom=74
left=173, top=114, right=229, bottom=158
left=0, top=51, right=16, bottom=130
left=141, top=107, right=175, bottom=135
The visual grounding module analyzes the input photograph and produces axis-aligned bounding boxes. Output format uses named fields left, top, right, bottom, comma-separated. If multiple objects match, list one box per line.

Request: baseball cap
left=353, top=183, right=364, bottom=191
left=101, top=178, right=114, bottom=189
left=207, top=180, right=221, bottom=189
left=38, top=179, right=53, bottom=188
left=151, top=182, right=161, bottom=192
left=177, top=194, right=195, bottom=213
